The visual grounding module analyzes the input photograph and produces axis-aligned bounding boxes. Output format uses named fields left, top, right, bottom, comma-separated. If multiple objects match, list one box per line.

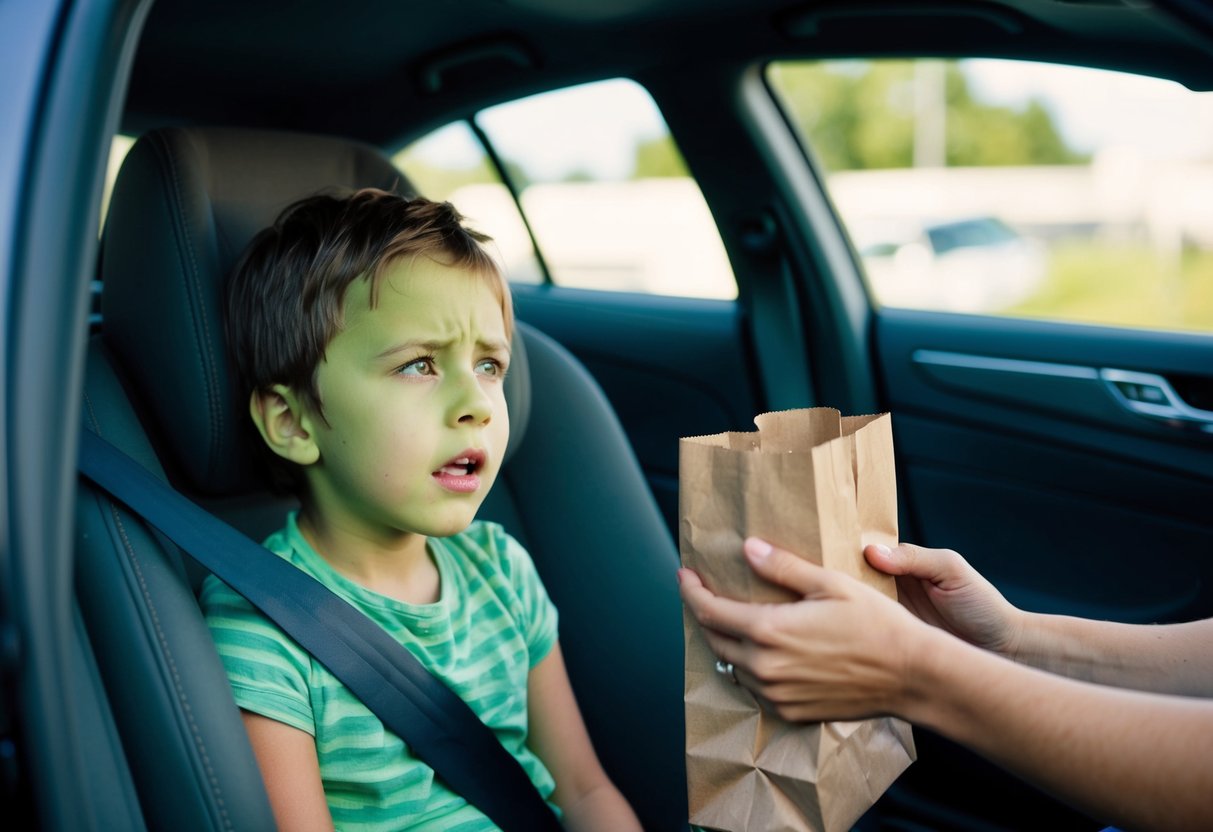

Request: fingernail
left=676, top=568, right=685, bottom=585
left=874, top=543, right=892, bottom=557
left=745, top=538, right=772, bottom=563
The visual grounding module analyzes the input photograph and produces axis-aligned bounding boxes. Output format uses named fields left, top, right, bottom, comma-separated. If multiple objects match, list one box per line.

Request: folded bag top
left=680, top=407, right=898, bottom=603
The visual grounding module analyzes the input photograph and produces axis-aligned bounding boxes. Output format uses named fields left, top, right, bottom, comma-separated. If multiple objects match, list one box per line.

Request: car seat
left=78, top=126, right=686, bottom=830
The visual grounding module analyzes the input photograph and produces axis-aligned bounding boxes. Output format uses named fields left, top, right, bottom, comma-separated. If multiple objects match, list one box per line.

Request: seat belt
left=77, top=428, right=563, bottom=832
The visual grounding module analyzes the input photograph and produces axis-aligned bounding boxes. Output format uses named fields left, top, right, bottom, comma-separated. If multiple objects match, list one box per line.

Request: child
left=201, top=189, right=640, bottom=832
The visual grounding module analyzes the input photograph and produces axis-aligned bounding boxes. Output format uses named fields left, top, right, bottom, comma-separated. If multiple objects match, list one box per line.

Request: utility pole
left=914, top=60, right=946, bottom=168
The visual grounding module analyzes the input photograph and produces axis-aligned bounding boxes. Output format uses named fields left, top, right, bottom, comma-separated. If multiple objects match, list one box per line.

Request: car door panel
left=512, top=284, right=761, bottom=539
left=877, top=308, right=1213, bottom=625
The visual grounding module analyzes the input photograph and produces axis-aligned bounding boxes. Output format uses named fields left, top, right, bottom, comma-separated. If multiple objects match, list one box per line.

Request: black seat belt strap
left=77, top=428, right=563, bottom=832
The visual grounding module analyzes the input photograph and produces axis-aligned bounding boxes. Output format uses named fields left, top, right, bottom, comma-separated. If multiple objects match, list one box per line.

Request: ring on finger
left=714, top=659, right=739, bottom=684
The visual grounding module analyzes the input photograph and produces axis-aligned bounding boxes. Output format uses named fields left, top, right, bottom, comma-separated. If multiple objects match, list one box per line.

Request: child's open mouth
left=432, top=449, right=486, bottom=493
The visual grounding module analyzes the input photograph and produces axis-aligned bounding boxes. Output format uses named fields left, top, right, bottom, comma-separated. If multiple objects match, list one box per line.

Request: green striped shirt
left=200, top=512, right=559, bottom=831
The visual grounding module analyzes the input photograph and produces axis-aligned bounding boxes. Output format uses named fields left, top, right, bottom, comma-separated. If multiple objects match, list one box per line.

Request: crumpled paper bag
left=681, top=408, right=916, bottom=831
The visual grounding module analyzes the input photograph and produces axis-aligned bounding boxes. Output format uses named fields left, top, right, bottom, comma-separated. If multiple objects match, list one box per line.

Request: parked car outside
left=854, top=215, right=1047, bottom=312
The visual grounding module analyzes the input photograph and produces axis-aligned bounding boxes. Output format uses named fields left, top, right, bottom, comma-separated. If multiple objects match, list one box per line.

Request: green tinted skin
left=258, top=258, right=511, bottom=602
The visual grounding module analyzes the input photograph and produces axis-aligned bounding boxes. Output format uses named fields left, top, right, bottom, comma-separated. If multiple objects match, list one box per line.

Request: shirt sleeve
left=497, top=529, right=560, bottom=668
left=199, top=575, right=317, bottom=735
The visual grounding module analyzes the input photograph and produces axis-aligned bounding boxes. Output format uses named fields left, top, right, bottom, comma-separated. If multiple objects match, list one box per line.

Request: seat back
left=81, top=126, right=687, bottom=829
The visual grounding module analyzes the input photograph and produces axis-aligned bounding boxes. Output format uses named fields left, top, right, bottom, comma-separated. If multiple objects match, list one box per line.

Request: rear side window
left=768, top=59, right=1213, bottom=333
left=396, top=79, right=737, bottom=300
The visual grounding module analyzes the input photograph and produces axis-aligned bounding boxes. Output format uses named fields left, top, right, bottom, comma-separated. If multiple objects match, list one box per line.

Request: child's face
left=301, top=258, right=511, bottom=542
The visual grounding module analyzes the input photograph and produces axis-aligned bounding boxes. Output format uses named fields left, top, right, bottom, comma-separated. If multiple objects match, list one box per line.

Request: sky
left=406, top=60, right=1213, bottom=181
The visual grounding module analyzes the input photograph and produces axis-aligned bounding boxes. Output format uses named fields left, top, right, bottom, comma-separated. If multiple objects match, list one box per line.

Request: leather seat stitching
left=154, top=133, right=224, bottom=481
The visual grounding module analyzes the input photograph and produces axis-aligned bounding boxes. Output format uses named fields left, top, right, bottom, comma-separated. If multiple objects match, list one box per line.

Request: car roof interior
left=123, top=0, right=1213, bottom=147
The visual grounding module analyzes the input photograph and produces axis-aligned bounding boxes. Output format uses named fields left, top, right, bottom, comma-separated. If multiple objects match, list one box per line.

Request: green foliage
left=1006, top=242, right=1213, bottom=333
left=768, top=60, right=1088, bottom=171
left=632, top=135, right=690, bottom=178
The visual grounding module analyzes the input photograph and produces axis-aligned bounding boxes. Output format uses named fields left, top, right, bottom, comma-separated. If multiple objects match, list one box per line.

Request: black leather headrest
left=101, top=126, right=530, bottom=496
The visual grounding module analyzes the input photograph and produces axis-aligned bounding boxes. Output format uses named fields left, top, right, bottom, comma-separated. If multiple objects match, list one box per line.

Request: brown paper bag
left=681, top=408, right=916, bottom=831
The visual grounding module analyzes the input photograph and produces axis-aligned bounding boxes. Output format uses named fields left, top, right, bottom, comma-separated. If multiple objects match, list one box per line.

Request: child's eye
left=397, top=356, right=437, bottom=376
left=476, top=358, right=507, bottom=377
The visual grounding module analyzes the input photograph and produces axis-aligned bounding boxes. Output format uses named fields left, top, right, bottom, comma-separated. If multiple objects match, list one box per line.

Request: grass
left=1005, top=241, right=1213, bottom=333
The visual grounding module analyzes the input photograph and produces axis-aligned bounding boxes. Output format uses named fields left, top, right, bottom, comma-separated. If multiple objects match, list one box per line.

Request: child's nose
left=449, top=375, right=494, bottom=427
left=457, top=402, right=492, bottom=425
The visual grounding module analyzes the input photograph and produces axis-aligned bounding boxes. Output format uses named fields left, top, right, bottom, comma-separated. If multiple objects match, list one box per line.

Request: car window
left=768, top=58, right=1213, bottom=333
left=397, top=79, right=737, bottom=299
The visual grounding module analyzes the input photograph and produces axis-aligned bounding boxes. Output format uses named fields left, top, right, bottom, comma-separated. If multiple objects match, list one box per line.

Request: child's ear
left=249, top=385, right=320, bottom=466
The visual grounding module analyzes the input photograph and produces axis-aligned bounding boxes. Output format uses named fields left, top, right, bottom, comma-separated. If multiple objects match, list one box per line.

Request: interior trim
left=912, top=349, right=1098, bottom=380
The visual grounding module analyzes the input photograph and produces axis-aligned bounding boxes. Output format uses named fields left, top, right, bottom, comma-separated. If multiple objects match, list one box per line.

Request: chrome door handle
left=1101, top=369, right=1213, bottom=432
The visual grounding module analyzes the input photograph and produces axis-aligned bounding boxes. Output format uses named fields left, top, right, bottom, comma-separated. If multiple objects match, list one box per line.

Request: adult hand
left=864, top=542, right=1024, bottom=657
left=679, top=538, right=934, bottom=722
